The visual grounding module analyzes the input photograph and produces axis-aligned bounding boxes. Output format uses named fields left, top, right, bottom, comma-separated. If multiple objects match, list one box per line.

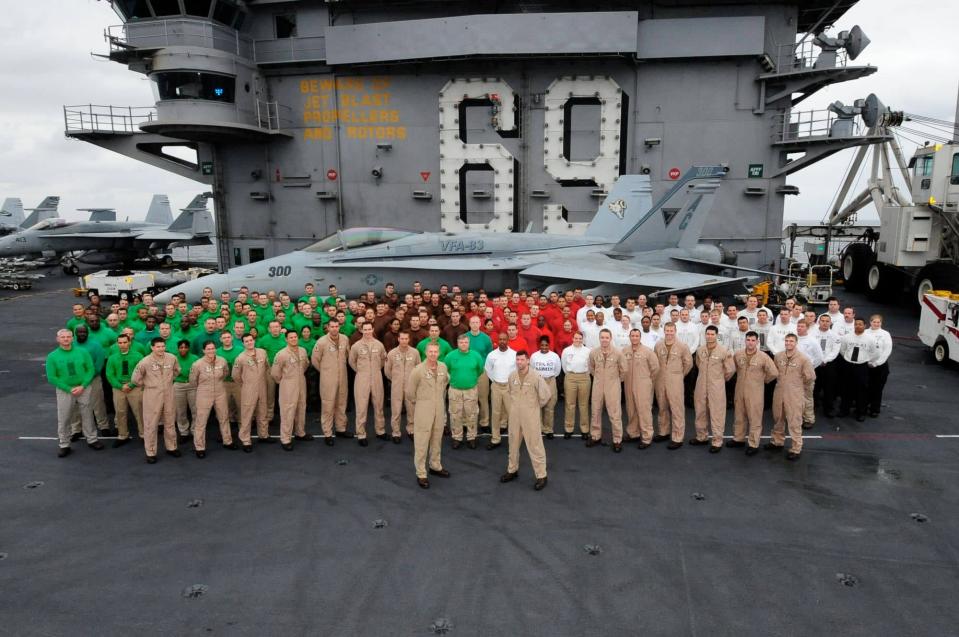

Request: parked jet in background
left=1, top=196, right=60, bottom=235
left=76, top=194, right=174, bottom=225
left=158, top=167, right=749, bottom=303
left=0, top=193, right=213, bottom=273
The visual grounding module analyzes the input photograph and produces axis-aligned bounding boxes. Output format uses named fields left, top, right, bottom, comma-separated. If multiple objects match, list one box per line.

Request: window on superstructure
left=154, top=72, right=236, bottom=103
left=115, top=0, right=152, bottom=19
left=951, top=153, right=959, bottom=185
left=183, top=0, right=211, bottom=17
left=275, top=13, right=297, bottom=39
left=212, top=1, right=238, bottom=26
left=149, top=0, right=181, bottom=16
left=249, top=248, right=265, bottom=263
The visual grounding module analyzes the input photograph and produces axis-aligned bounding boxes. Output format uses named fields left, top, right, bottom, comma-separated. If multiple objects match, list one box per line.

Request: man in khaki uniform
left=499, top=350, right=551, bottom=491
left=232, top=333, right=271, bottom=450
left=384, top=331, right=418, bottom=443
left=188, top=341, right=236, bottom=457
left=767, top=334, right=816, bottom=460
left=348, top=322, right=388, bottom=446
left=406, top=342, right=450, bottom=489
left=622, top=328, right=660, bottom=448
left=272, top=331, right=310, bottom=450
left=690, top=325, right=736, bottom=452
left=130, top=338, right=181, bottom=463
left=311, top=318, right=350, bottom=443
left=653, top=322, right=693, bottom=449
left=587, top=329, right=628, bottom=451
left=728, top=331, right=778, bottom=455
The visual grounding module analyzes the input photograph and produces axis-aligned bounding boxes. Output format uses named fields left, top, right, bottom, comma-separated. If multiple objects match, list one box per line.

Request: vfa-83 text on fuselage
left=0, top=194, right=213, bottom=273
left=158, top=167, right=749, bottom=302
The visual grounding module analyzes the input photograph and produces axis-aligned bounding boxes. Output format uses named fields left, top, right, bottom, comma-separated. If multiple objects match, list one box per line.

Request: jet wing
left=308, top=256, right=532, bottom=271
left=36, top=232, right=135, bottom=239
left=129, top=230, right=196, bottom=241
left=518, top=255, right=745, bottom=293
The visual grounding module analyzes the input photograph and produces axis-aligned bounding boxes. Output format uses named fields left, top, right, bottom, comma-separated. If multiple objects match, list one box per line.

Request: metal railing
left=106, top=18, right=253, bottom=58
left=773, top=40, right=848, bottom=74
left=255, top=100, right=293, bottom=131
left=64, top=105, right=157, bottom=135
left=778, top=108, right=863, bottom=142
left=252, top=36, right=327, bottom=64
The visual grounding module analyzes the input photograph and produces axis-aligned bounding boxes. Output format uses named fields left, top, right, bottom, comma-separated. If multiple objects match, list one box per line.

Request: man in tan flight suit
left=189, top=341, right=235, bottom=457
left=587, top=328, right=628, bottom=451
left=690, top=325, right=736, bottom=452
left=728, top=331, right=777, bottom=455
left=232, top=333, right=271, bottom=450
left=311, top=318, right=350, bottom=444
left=384, top=331, right=418, bottom=443
left=768, top=333, right=815, bottom=460
left=653, top=322, right=693, bottom=449
left=499, top=349, right=551, bottom=491
left=130, top=337, right=180, bottom=463
left=349, top=322, right=388, bottom=446
left=406, top=342, right=450, bottom=489
left=272, top=331, right=310, bottom=450
left=622, top=328, right=660, bottom=449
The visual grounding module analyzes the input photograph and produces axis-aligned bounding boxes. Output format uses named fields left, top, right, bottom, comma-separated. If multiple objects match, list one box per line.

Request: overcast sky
left=0, top=0, right=955, bottom=225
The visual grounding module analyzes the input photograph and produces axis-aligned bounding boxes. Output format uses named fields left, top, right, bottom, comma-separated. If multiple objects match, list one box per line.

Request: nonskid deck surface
left=1, top=271, right=957, bottom=636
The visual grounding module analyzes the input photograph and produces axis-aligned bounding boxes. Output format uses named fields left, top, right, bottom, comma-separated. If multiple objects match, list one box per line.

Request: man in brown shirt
left=232, top=333, right=272, bottom=449
left=623, top=328, right=660, bottom=448
left=587, top=329, right=628, bottom=451
left=348, top=323, right=388, bottom=446
left=653, top=322, right=693, bottom=449
left=768, top=334, right=816, bottom=460
left=690, top=325, right=736, bottom=452
left=311, top=318, right=350, bottom=444
left=271, top=331, right=310, bottom=450
left=131, top=338, right=181, bottom=463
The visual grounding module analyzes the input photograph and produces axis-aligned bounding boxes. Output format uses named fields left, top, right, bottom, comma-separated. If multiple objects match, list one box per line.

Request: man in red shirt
left=518, top=313, right=541, bottom=349
left=506, top=324, right=528, bottom=352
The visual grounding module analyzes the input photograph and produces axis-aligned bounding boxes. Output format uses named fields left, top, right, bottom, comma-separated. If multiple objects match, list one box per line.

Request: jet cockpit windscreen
left=28, top=218, right=74, bottom=231
left=303, top=227, right=417, bottom=252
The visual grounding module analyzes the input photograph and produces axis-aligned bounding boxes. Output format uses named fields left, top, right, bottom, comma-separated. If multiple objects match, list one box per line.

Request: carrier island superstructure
left=65, top=0, right=883, bottom=274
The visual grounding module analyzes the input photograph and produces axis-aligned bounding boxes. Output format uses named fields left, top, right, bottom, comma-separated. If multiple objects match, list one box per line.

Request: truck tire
left=866, top=263, right=905, bottom=302
left=842, top=243, right=874, bottom=291
left=914, top=263, right=959, bottom=306
left=161, top=255, right=173, bottom=267
left=933, top=339, right=949, bottom=365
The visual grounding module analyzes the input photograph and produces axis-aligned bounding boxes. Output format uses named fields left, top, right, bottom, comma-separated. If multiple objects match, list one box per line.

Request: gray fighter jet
left=158, top=167, right=756, bottom=303
left=0, top=194, right=213, bottom=273
left=0, top=196, right=60, bottom=236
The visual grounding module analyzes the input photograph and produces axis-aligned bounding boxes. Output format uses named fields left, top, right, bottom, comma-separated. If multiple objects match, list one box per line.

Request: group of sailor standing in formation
left=46, top=281, right=893, bottom=490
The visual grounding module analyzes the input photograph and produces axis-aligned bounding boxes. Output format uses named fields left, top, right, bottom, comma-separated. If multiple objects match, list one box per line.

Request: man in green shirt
left=66, top=303, right=87, bottom=331
left=465, top=315, right=494, bottom=433
left=72, top=325, right=111, bottom=435
left=443, top=334, right=486, bottom=448
left=256, top=320, right=287, bottom=421
left=134, top=316, right=161, bottom=347
left=191, top=318, right=221, bottom=356
left=83, top=314, right=117, bottom=350
left=105, top=333, right=144, bottom=446
left=417, top=324, right=453, bottom=361
left=46, top=329, right=103, bottom=457
left=173, top=339, right=199, bottom=442
left=217, top=331, right=243, bottom=423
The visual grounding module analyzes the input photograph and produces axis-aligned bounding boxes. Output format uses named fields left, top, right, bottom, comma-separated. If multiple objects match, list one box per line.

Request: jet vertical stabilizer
left=21, top=196, right=60, bottom=228
left=583, top=175, right=654, bottom=242
left=1, top=198, right=24, bottom=226
left=611, top=166, right=727, bottom=252
left=144, top=195, right=173, bottom=225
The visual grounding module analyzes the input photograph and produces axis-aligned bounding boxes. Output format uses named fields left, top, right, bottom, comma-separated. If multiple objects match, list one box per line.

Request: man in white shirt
left=575, top=294, right=595, bottom=329
left=737, top=295, right=770, bottom=328
left=727, top=316, right=750, bottom=353
left=675, top=309, right=701, bottom=355
left=611, top=316, right=632, bottom=349
left=720, top=304, right=738, bottom=330
left=825, top=297, right=843, bottom=330
left=683, top=294, right=701, bottom=323
left=624, top=298, right=643, bottom=328
left=834, top=307, right=856, bottom=338
left=754, top=309, right=772, bottom=352
left=813, top=314, right=843, bottom=418
left=839, top=317, right=877, bottom=422
left=484, top=332, right=517, bottom=449
left=795, top=319, right=824, bottom=429
left=580, top=310, right=601, bottom=349
left=766, top=311, right=794, bottom=356
left=665, top=294, right=682, bottom=317
left=561, top=332, right=591, bottom=439
left=866, top=314, right=893, bottom=418
left=529, top=336, right=562, bottom=438
left=640, top=316, right=662, bottom=349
